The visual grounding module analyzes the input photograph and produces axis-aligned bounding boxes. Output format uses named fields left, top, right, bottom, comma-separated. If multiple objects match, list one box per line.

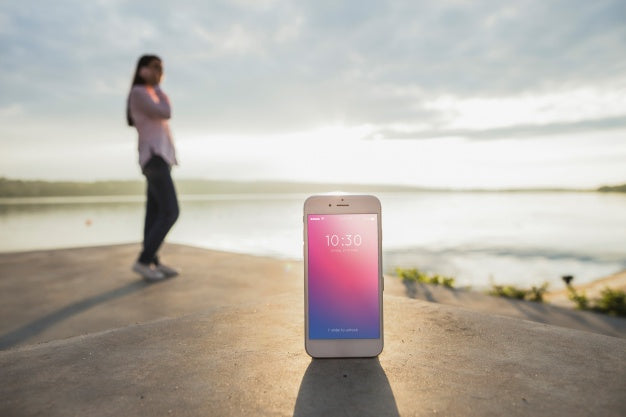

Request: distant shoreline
left=1, top=177, right=624, bottom=198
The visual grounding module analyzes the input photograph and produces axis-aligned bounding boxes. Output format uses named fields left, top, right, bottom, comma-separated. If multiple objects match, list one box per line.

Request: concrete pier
left=1, top=244, right=625, bottom=416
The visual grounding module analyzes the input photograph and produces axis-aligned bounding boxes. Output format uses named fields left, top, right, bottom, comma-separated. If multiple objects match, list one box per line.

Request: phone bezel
left=303, top=194, right=384, bottom=358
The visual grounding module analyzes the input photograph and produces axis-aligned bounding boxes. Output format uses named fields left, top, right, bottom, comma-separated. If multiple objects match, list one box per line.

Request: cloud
left=0, top=0, right=625, bottom=135
left=365, top=87, right=626, bottom=140
left=366, top=115, right=626, bottom=141
left=0, top=104, right=24, bottom=118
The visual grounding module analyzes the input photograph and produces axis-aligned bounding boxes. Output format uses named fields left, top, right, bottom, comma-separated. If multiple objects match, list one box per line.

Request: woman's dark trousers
left=139, top=156, right=179, bottom=265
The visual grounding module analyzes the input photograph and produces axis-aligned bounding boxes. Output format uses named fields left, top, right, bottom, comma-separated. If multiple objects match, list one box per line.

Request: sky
left=1, top=0, right=625, bottom=188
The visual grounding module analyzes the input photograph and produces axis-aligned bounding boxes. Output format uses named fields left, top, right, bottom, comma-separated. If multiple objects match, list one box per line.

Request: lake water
left=1, top=192, right=625, bottom=290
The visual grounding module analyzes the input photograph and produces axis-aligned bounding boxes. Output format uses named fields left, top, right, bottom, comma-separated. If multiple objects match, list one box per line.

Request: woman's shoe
left=133, top=261, right=166, bottom=282
left=156, top=263, right=180, bottom=278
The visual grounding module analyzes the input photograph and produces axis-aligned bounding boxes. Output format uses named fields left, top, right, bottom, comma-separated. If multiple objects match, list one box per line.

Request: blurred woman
left=127, top=54, right=179, bottom=281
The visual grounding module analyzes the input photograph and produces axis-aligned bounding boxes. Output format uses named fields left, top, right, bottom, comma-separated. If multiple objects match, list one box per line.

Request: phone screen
left=307, top=213, right=380, bottom=339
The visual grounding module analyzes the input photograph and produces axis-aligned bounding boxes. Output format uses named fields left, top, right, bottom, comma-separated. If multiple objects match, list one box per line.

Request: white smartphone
left=303, top=195, right=383, bottom=358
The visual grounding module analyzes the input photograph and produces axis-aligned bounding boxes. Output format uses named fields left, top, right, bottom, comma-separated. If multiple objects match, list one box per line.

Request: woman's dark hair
left=126, top=54, right=162, bottom=126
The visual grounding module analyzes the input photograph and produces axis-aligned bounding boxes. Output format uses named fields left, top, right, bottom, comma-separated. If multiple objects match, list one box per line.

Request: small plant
left=527, top=283, right=549, bottom=302
left=441, top=276, right=455, bottom=288
left=566, top=284, right=625, bottom=317
left=395, top=268, right=455, bottom=288
left=595, top=288, right=626, bottom=316
left=489, top=285, right=527, bottom=300
left=488, top=282, right=549, bottom=302
left=395, top=268, right=425, bottom=283
left=567, top=286, right=589, bottom=310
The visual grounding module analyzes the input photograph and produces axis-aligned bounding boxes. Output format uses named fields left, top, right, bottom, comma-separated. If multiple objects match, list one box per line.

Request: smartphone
left=303, top=195, right=383, bottom=358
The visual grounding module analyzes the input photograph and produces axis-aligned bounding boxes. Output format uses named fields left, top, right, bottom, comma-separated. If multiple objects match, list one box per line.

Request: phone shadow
left=293, top=357, right=400, bottom=417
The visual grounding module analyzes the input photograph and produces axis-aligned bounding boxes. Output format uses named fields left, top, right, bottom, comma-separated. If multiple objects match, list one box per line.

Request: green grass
left=568, top=286, right=626, bottom=317
left=488, top=283, right=549, bottom=302
left=394, top=267, right=455, bottom=288
left=394, top=268, right=626, bottom=317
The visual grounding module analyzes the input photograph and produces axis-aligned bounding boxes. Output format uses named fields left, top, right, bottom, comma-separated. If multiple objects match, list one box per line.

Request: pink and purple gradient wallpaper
left=307, top=214, right=380, bottom=339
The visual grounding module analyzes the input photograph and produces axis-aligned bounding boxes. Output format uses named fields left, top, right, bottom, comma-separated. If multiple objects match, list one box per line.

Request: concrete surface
left=2, top=293, right=625, bottom=416
left=0, top=244, right=302, bottom=349
left=1, top=244, right=624, bottom=349
left=1, top=244, right=626, bottom=416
